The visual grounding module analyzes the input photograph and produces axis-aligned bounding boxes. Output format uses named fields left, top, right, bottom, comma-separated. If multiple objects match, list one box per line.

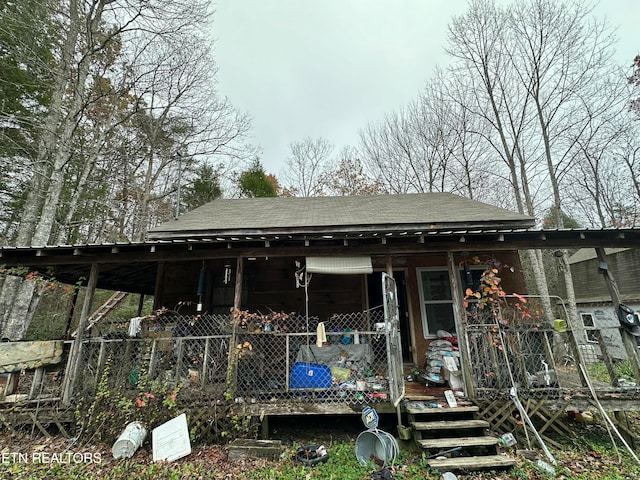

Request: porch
left=3, top=303, right=640, bottom=437
left=0, top=307, right=404, bottom=415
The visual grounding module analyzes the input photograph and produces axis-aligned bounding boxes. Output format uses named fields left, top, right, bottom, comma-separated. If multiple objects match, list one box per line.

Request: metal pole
left=175, top=152, right=182, bottom=219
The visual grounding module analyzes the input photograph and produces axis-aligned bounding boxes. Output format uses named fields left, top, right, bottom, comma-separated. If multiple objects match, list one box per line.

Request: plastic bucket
left=112, top=421, right=147, bottom=459
left=355, top=429, right=399, bottom=466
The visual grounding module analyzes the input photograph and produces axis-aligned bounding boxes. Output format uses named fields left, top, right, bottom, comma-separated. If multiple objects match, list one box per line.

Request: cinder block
left=228, top=439, right=283, bottom=460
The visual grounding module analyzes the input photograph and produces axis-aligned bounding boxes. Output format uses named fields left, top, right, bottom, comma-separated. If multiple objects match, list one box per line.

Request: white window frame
left=581, top=313, right=598, bottom=344
left=417, top=266, right=488, bottom=338
left=417, top=268, right=454, bottom=338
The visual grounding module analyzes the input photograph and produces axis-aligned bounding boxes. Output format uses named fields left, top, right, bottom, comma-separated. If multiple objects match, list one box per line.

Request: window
left=418, top=269, right=455, bottom=337
left=581, top=313, right=598, bottom=343
left=418, top=266, right=486, bottom=338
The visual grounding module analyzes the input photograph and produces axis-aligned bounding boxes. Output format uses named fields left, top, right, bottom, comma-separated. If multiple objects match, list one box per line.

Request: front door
left=368, top=271, right=411, bottom=362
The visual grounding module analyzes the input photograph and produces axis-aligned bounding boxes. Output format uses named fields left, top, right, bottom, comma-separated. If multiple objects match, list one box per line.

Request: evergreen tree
left=182, top=163, right=224, bottom=211
left=238, top=160, right=277, bottom=198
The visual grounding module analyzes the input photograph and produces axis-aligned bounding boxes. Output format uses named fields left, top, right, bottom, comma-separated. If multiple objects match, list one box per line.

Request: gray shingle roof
left=148, top=193, right=534, bottom=239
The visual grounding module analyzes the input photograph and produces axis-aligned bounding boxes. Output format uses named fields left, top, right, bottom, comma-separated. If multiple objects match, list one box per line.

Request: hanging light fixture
left=197, top=261, right=206, bottom=312
left=224, top=264, right=232, bottom=285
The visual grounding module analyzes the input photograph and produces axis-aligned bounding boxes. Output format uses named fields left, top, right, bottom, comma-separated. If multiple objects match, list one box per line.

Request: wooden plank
left=404, top=394, right=437, bottom=401
left=53, top=418, right=70, bottom=438
left=428, top=454, right=515, bottom=471
left=28, top=412, right=50, bottom=437
left=411, top=419, right=489, bottom=431
left=418, top=436, right=499, bottom=449
left=0, top=341, right=64, bottom=373
left=406, top=405, right=478, bottom=415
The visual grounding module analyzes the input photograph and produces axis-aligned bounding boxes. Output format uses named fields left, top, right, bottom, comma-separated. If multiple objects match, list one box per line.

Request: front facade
left=2, top=192, right=640, bottom=423
left=146, top=193, right=532, bottom=366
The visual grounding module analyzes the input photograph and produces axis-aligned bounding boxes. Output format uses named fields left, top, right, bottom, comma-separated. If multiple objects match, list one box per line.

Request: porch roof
left=1, top=226, right=640, bottom=295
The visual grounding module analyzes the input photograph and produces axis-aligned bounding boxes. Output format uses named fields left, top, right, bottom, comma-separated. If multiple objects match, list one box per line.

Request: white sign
left=152, top=413, right=191, bottom=463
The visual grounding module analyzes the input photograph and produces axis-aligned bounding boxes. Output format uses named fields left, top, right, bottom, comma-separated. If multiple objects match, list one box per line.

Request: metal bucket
left=112, top=421, right=147, bottom=459
left=355, top=429, right=399, bottom=466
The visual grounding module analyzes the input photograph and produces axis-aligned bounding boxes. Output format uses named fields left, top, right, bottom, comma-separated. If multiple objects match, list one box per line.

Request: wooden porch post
left=153, top=261, right=165, bottom=310
left=233, top=256, right=243, bottom=311
left=595, top=247, right=640, bottom=449
left=137, top=293, right=145, bottom=316
left=62, top=262, right=99, bottom=406
left=447, top=252, right=475, bottom=398
left=595, top=248, right=640, bottom=381
left=225, top=257, right=244, bottom=401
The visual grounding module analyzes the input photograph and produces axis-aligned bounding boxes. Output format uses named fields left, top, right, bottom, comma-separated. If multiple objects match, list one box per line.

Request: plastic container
left=499, top=432, right=517, bottom=447
left=289, top=362, right=333, bottom=389
left=112, top=421, right=147, bottom=459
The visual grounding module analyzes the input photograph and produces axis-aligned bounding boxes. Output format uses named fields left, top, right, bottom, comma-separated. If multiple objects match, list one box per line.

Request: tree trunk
left=0, top=0, right=105, bottom=339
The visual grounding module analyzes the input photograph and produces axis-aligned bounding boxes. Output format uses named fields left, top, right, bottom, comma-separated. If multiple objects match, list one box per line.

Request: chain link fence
left=465, top=295, right=640, bottom=399
left=69, top=307, right=393, bottom=407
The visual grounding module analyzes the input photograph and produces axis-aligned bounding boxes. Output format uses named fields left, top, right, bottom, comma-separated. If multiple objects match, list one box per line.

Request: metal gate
left=382, top=273, right=405, bottom=406
left=465, top=294, right=577, bottom=398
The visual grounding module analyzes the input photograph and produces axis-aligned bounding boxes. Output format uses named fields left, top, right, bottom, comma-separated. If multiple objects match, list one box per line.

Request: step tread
left=406, top=405, right=479, bottom=415
left=418, top=435, right=499, bottom=449
left=411, top=419, right=489, bottom=430
left=427, top=454, right=516, bottom=471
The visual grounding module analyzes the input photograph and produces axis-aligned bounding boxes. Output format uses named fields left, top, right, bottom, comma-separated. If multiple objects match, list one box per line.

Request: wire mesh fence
left=68, top=307, right=393, bottom=407
left=464, top=295, right=640, bottom=399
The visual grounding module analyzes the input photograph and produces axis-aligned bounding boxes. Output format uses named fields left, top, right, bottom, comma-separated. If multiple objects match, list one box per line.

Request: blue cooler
left=289, top=362, right=333, bottom=389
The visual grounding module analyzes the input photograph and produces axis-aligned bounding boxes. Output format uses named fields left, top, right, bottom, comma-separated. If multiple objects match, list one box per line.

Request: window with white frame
left=418, top=269, right=454, bottom=337
left=417, top=266, right=492, bottom=338
left=581, top=313, right=598, bottom=343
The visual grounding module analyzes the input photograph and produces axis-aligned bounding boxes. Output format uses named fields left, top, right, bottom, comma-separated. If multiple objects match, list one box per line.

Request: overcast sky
left=213, top=0, right=638, bottom=175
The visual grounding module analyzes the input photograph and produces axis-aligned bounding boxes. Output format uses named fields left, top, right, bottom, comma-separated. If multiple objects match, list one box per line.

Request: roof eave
left=147, top=220, right=537, bottom=240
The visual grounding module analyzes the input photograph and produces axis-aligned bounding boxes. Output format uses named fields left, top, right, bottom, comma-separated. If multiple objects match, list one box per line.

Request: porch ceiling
left=1, top=227, right=639, bottom=294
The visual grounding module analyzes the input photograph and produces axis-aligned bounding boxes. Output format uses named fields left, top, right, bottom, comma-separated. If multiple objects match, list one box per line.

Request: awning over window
left=305, top=256, right=373, bottom=275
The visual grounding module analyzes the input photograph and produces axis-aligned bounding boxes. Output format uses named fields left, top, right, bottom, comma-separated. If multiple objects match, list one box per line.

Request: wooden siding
left=155, top=251, right=525, bottom=366
left=572, top=249, right=640, bottom=302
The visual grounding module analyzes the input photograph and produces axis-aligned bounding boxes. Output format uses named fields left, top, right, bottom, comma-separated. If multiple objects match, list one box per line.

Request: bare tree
left=564, top=78, right=637, bottom=227
left=280, top=137, right=334, bottom=197
left=0, top=0, right=254, bottom=339
left=325, top=146, right=386, bottom=196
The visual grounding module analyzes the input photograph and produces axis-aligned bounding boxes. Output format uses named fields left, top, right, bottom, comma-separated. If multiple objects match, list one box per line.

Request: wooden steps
left=411, top=419, right=489, bottom=431
left=417, top=435, right=499, bottom=449
left=406, top=405, right=478, bottom=415
left=405, top=399, right=515, bottom=473
left=427, top=454, right=516, bottom=471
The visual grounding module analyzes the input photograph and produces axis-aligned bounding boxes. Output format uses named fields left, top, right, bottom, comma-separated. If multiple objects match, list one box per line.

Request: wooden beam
left=153, top=261, right=165, bottom=311
left=62, top=262, right=99, bottom=406
left=448, top=251, right=474, bottom=398
left=595, top=248, right=640, bottom=382
left=233, top=257, right=243, bottom=311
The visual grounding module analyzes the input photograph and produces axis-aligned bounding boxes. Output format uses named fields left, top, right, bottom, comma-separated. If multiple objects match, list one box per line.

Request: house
left=2, top=192, right=640, bottom=458
left=568, top=248, right=640, bottom=362
left=144, top=193, right=533, bottom=365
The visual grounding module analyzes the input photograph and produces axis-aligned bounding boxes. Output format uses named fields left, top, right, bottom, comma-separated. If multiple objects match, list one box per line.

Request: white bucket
left=112, top=421, right=147, bottom=459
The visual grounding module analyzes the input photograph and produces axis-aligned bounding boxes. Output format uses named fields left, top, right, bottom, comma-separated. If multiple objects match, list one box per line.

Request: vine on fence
left=76, top=355, right=184, bottom=444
